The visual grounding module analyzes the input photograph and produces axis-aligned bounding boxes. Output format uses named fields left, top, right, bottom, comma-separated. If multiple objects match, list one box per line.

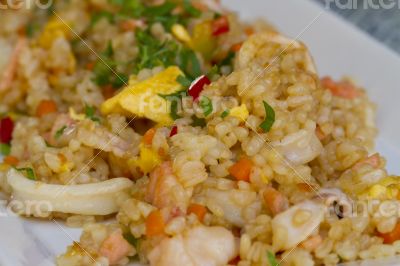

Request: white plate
left=1, top=0, right=400, bottom=265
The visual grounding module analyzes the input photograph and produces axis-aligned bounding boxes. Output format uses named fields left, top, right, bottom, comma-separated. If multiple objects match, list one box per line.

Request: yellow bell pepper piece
left=172, top=24, right=192, bottom=46
left=101, top=66, right=184, bottom=126
left=191, top=21, right=216, bottom=60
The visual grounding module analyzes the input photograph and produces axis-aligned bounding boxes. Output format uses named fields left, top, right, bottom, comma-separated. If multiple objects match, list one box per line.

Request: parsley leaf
left=0, top=143, right=11, bottom=156
left=54, top=126, right=67, bottom=139
left=85, top=105, right=101, bottom=122
left=15, top=167, right=36, bottom=180
left=220, top=109, right=230, bottom=118
left=191, top=116, right=206, bottom=127
left=260, top=101, right=275, bottom=133
left=176, top=75, right=192, bottom=87
left=267, top=251, right=279, bottom=266
left=199, top=96, right=213, bottom=117
left=183, top=0, right=201, bottom=17
left=90, top=11, right=114, bottom=27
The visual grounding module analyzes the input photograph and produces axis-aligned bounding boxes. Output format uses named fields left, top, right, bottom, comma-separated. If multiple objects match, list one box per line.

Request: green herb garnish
left=15, top=167, right=36, bottom=180
left=220, top=109, right=230, bottom=118
left=267, top=251, right=279, bottom=266
left=183, top=0, right=201, bottom=17
left=260, top=101, right=275, bottom=133
left=176, top=75, right=192, bottom=87
left=199, top=96, right=213, bottom=117
left=191, top=116, right=206, bottom=127
left=0, top=143, right=11, bottom=156
left=85, top=105, right=101, bottom=122
left=54, top=126, right=67, bottom=139
left=90, top=11, right=114, bottom=27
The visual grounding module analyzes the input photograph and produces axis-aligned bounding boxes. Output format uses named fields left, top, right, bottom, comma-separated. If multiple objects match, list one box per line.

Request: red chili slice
left=212, top=16, right=230, bottom=36
left=188, top=75, right=211, bottom=101
left=169, top=126, right=178, bottom=137
left=0, top=117, right=14, bottom=143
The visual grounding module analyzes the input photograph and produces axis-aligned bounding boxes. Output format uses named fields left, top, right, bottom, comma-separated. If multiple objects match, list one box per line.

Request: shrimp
left=147, top=161, right=189, bottom=213
left=99, top=230, right=134, bottom=265
left=353, top=153, right=381, bottom=170
left=148, top=225, right=238, bottom=266
left=0, top=36, right=27, bottom=93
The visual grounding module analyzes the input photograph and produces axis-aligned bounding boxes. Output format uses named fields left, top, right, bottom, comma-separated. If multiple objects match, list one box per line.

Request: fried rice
left=0, top=1, right=399, bottom=266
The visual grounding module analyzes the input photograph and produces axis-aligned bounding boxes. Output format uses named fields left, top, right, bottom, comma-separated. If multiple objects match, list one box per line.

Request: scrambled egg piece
left=101, top=66, right=184, bottom=126
left=39, top=17, right=71, bottom=49
left=229, top=104, right=249, bottom=121
left=129, top=146, right=161, bottom=174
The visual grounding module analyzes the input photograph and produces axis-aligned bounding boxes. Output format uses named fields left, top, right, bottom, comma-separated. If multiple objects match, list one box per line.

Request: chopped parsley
left=220, top=109, right=230, bottom=118
left=267, top=251, right=279, bottom=266
left=92, top=41, right=128, bottom=88
left=191, top=116, right=206, bottom=127
left=183, top=0, right=201, bottom=17
left=54, top=126, right=67, bottom=139
left=90, top=11, right=114, bottom=27
left=176, top=75, right=192, bottom=87
left=85, top=105, right=101, bottom=122
left=0, top=143, right=11, bottom=156
left=199, top=96, right=213, bottom=117
left=15, top=167, right=36, bottom=180
left=260, top=101, right=275, bottom=133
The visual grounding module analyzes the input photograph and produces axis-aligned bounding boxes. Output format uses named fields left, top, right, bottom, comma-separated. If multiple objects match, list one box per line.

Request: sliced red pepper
left=0, top=117, right=14, bottom=143
left=188, top=75, right=211, bottom=101
left=169, top=126, right=178, bottom=137
left=212, top=16, right=230, bottom=36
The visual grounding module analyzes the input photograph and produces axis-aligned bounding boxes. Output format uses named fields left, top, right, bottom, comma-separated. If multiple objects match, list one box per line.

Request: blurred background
left=314, top=0, right=400, bottom=54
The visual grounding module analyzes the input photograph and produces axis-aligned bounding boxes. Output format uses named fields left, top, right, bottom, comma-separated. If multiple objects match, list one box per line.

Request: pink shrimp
left=353, top=153, right=380, bottom=170
left=0, top=36, right=27, bottom=93
left=147, top=161, right=189, bottom=213
left=321, top=77, right=360, bottom=100
left=99, top=230, right=132, bottom=265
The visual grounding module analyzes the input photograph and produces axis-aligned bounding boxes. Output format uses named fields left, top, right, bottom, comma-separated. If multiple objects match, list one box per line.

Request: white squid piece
left=7, top=169, right=133, bottom=216
left=237, top=31, right=317, bottom=74
left=272, top=129, right=323, bottom=165
left=148, top=225, right=238, bottom=266
left=272, top=200, right=325, bottom=251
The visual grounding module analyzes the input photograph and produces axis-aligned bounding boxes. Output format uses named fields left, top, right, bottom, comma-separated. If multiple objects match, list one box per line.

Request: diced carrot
left=263, top=186, right=289, bottom=215
left=212, top=16, right=230, bottom=36
left=296, top=183, right=314, bottom=192
left=120, top=20, right=137, bottom=31
left=228, top=158, right=253, bottom=182
left=4, top=156, right=19, bottom=166
left=244, top=27, right=254, bottom=36
left=231, top=42, right=243, bottom=52
left=143, top=128, right=156, bottom=145
left=146, top=210, right=165, bottom=237
left=36, top=100, right=57, bottom=117
left=378, top=222, right=400, bottom=244
left=320, top=76, right=359, bottom=99
left=300, top=234, right=322, bottom=251
left=85, top=62, right=95, bottom=70
left=99, top=231, right=132, bottom=265
left=187, top=203, right=207, bottom=222
left=102, top=85, right=115, bottom=100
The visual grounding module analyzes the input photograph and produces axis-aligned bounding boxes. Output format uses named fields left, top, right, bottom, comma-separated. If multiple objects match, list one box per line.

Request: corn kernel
left=368, top=184, right=387, bottom=199
left=69, top=107, right=85, bottom=121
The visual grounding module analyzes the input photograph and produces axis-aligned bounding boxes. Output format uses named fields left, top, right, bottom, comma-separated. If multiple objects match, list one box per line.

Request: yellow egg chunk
left=38, top=17, right=71, bottom=49
left=101, top=66, right=184, bottom=125
left=229, top=104, right=249, bottom=121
